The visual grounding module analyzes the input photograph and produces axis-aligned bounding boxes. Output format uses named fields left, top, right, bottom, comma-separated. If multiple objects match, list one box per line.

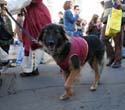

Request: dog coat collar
left=57, top=37, right=88, bottom=70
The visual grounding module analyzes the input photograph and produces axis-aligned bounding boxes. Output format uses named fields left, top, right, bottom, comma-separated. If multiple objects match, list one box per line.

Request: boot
left=106, top=58, right=114, bottom=66
left=112, top=62, right=121, bottom=68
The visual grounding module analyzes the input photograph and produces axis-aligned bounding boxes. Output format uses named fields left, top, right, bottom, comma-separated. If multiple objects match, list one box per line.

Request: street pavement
left=0, top=57, right=125, bottom=110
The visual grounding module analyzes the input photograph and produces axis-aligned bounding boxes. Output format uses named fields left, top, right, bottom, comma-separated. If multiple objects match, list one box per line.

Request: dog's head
left=38, top=23, right=69, bottom=55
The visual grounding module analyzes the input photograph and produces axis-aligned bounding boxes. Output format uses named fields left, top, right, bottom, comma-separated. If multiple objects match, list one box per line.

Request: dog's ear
left=38, top=28, right=47, bottom=42
left=57, top=25, right=68, bottom=41
left=38, top=29, right=43, bottom=42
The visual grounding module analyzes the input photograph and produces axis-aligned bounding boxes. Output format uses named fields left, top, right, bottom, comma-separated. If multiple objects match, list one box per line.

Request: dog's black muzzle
left=47, top=40, right=55, bottom=46
left=46, top=39, right=56, bottom=52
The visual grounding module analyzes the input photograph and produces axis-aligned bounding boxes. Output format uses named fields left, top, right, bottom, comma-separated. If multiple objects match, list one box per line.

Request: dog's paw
left=90, top=84, right=98, bottom=91
left=59, top=93, right=73, bottom=100
left=60, top=94, right=70, bottom=100
left=90, top=86, right=97, bottom=91
left=90, top=81, right=99, bottom=91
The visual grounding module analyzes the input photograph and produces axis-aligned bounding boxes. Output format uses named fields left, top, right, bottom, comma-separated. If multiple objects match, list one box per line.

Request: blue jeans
left=66, top=31, right=74, bottom=37
left=74, top=30, right=83, bottom=37
left=16, top=42, right=24, bottom=65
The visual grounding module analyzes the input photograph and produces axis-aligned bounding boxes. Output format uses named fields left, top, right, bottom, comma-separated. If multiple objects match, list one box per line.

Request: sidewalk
left=0, top=57, right=125, bottom=110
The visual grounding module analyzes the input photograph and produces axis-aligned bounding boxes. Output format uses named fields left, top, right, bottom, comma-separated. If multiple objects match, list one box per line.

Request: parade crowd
left=0, top=0, right=125, bottom=77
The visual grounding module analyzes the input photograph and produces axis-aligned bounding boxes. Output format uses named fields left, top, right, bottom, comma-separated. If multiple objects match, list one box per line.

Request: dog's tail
left=83, top=35, right=105, bottom=74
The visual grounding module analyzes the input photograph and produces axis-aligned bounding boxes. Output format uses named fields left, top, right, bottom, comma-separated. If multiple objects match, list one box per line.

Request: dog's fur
left=38, top=23, right=105, bottom=100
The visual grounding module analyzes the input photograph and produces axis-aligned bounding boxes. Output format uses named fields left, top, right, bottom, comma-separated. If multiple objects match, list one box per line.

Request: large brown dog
left=38, top=23, right=105, bottom=100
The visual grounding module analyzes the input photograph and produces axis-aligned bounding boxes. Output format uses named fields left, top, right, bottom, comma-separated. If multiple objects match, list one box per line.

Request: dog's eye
left=42, top=32, right=46, bottom=37
left=42, top=29, right=48, bottom=36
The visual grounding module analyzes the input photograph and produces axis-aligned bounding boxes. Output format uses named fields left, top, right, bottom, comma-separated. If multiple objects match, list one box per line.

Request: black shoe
left=112, top=62, right=121, bottom=68
left=32, top=68, right=39, bottom=75
left=106, top=58, right=114, bottom=66
left=122, top=56, right=125, bottom=59
left=20, top=68, right=39, bottom=77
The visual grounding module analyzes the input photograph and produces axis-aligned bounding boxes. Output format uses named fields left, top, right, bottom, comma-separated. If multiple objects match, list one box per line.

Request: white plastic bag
left=0, top=47, right=8, bottom=61
left=6, top=0, right=32, bottom=15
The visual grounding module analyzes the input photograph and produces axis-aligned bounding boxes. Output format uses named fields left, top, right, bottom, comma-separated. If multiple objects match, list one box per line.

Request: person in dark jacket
left=101, top=0, right=125, bottom=68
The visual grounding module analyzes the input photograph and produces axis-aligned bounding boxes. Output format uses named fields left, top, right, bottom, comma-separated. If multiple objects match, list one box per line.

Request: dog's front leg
left=60, top=55, right=80, bottom=100
left=60, top=69, right=80, bottom=100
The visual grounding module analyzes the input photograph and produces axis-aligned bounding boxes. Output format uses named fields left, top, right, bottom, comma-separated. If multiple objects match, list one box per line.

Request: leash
left=5, top=8, right=38, bottom=43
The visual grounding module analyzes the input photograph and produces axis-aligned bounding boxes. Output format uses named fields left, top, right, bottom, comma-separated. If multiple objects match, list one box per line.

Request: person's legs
left=100, top=24, right=115, bottom=66
left=112, top=30, right=122, bottom=68
left=20, top=48, right=43, bottom=77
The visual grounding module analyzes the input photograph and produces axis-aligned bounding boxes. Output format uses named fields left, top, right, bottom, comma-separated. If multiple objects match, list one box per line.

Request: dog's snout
left=48, top=40, right=54, bottom=45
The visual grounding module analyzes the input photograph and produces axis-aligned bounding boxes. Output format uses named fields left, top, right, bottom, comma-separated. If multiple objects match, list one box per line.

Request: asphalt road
left=0, top=59, right=125, bottom=110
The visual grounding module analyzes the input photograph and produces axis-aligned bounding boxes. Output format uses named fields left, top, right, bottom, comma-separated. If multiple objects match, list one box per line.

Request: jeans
left=66, top=31, right=74, bottom=37
left=16, top=41, right=24, bottom=65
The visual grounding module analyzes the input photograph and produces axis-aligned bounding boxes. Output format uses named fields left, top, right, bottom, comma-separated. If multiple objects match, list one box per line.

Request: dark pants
left=101, top=24, right=122, bottom=64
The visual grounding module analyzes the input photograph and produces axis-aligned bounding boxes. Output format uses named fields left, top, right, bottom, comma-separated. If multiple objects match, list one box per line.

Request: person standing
left=20, top=0, right=51, bottom=77
left=101, top=0, right=125, bottom=68
left=58, top=11, right=64, bottom=26
left=0, top=0, right=13, bottom=66
left=86, top=14, right=102, bottom=38
left=63, top=0, right=79, bottom=37
left=73, top=5, right=86, bottom=37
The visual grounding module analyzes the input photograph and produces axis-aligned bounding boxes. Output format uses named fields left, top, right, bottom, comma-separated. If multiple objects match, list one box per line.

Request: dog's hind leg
left=88, top=57, right=100, bottom=91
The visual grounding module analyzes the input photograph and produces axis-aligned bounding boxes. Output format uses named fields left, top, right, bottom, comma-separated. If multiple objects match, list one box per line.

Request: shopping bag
left=105, top=7, right=122, bottom=37
left=0, top=47, right=8, bottom=61
left=6, top=0, right=32, bottom=15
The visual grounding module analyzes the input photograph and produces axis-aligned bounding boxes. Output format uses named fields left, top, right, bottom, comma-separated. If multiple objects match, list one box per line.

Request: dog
left=38, top=23, right=105, bottom=100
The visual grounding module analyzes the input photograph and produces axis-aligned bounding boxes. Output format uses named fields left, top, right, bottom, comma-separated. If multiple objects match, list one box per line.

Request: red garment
left=22, top=0, right=51, bottom=56
left=57, top=37, right=88, bottom=70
